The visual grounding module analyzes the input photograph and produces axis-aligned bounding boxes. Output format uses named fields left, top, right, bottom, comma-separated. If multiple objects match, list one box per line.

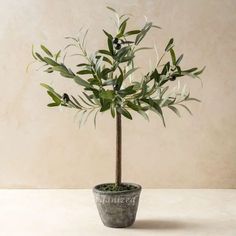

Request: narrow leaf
left=178, top=104, right=192, bottom=115
left=47, top=91, right=61, bottom=105
left=117, top=107, right=132, bottom=120
left=107, top=38, right=114, bottom=55
left=55, top=50, right=61, bottom=61
left=47, top=103, right=59, bottom=107
left=41, top=45, right=53, bottom=57
left=103, top=30, right=113, bottom=40
left=176, top=54, right=183, bottom=66
left=43, top=57, right=59, bottom=66
left=169, top=48, right=176, bottom=65
left=165, top=38, right=174, bottom=52
left=106, top=6, right=117, bottom=13
left=168, top=105, right=181, bottom=117
left=124, top=30, right=141, bottom=36
left=124, top=67, right=138, bottom=80
left=194, top=66, right=206, bottom=76
left=76, top=70, right=93, bottom=75
left=73, top=76, right=91, bottom=88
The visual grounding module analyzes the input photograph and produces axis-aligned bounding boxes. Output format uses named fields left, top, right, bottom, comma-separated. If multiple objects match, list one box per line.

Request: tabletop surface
left=0, top=189, right=235, bottom=236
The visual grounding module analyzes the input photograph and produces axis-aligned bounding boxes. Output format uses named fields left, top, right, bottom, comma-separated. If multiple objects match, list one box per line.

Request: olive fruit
left=115, top=43, right=121, bottom=50
left=113, top=37, right=119, bottom=44
left=169, top=75, right=177, bottom=81
left=62, top=93, right=70, bottom=103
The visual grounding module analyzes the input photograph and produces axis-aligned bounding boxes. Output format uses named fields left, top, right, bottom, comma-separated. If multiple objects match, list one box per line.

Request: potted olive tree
left=32, top=7, right=204, bottom=228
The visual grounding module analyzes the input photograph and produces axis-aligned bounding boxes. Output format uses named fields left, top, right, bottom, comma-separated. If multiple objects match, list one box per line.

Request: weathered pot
left=93, top=183, right=141, bottom=228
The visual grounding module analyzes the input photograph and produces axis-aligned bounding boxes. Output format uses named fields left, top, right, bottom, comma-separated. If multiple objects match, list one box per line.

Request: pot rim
left=93, top=182, right=142, bottom=195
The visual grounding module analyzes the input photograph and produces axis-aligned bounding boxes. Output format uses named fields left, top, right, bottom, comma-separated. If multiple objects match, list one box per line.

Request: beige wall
left=0, top=0, right=236, bottom=188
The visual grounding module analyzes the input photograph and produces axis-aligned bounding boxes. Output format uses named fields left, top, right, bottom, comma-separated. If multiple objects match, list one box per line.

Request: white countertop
left=0, top=189, right=235, bottom=236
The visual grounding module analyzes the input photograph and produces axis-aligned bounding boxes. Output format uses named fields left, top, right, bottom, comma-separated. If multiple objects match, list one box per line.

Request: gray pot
left=93, top=183, right=141, bottom=228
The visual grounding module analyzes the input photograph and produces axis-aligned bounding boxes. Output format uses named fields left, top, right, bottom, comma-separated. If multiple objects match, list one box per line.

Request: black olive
left=169, top=75, right=176, bottom=81
left=115, top=43, right=121, bottom=50
left=62, top=93, right=70, bottom=103
left=113, top=38, right=119, bottom=44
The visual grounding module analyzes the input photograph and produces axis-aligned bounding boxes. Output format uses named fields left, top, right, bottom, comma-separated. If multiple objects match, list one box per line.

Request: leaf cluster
left=32, top=7, right=205, bottom=127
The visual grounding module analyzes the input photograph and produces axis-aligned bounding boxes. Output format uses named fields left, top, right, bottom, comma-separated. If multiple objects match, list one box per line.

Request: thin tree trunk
left=115, top=112, right=122, bottom=186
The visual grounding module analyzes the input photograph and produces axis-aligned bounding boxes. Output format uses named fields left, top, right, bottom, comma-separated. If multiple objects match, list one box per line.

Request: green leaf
left=103, top=30, right=113, bottom=40
left=100, top=90, right=114, bottom=100
left=76, top=70, right=93, bottom=75
left=124, top=30, right=141, bottom=36
left=101, top=68, right=112, bottom=77
left=161, top=62, right=170, bottom=75
left=152, top=25, right=162, bottom=29
left=82, top=92, right=96, bottom=105
left=73, top=76, right=91, bottom=88
left=176, top=66, right=182, bottom=74
left=150, top=69, right=160, bottom=82
left=169, top=48, right=176, bottom=65
left=110, top=103, right=115, bottom=118
left=168, top=105, right=181, bottom=117
left=45, top=67, right=53, bottom=73
left=115, top=45, right=131, bottom=61
left=76, top=63, right=90, bottom=67
left=40, top=83, right=53, bottom=91
left=43, top=57, right=59, bottom=66
left=194, top=66, right=206, bottom=76
left=47, top=103, right=59, bottom=107
left=100, top=100, right=111, bottom=112
left=71, top=95, right=84, bottom=108
left=165, top=38, right=174, bottom=52
left=47, top=91, right=61, bottom=105
left=138, top=110, right=149, bottom=121
left=60, top=71, right=74, bottom=78
left=55, top=50, right=61, bottom=61
left=107, top=38, right=114, bottom=55
left=117, top=18, right=129, bottom=37
left=78, top=95, right=92, bottom=107
left=186, top=97, right=201, bottom=102
left=98, top=50, right=112, bottom=56
left=178, top=104, right=192, bottom=115
left=41, top=45, right=53, bottom=57
left=119, top=85, right=136, bottom=96
left=182, top=67, right=198, bottom=73
left=135, top=22, right=152, bottom=45
left=176, top=54, right=183, bottom=66
left=160, top=86, right=169, bottom=97
left=134, top=47, right=152, bottom=53
left=126, top=101, right=141, bottom=111
left=35, top=53, right=44, bottom=61
left=142, top=98, right=166, bottom=126
left=116, top=71, right=123, bottom=90
left=52, top=65, right=74, bottom=78
left=106, top=6, right=117, bottom=13
left=124, top=67, right=138, bottom=80
left=52, top=65, right=67, bottom=73
left=117, top=107, right=132, bottom=120
left=102, top=78, right=115, bottom=86
left=120, top=55, right=134, bottom=63
left=96, top=55, right=112, bottom=65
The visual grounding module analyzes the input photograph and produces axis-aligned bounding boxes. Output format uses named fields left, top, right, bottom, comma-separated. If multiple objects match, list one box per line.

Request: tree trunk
left=116, top=112, right=122, bottom=186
